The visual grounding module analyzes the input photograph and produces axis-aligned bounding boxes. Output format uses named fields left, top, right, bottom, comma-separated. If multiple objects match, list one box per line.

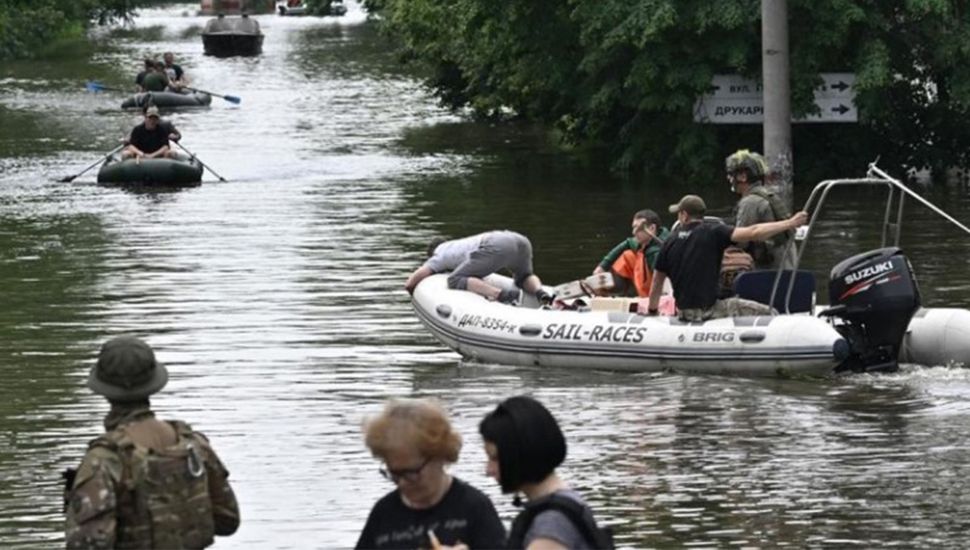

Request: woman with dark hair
left=356, top=398, right=506, bottom=550
left=479, top=396, right=612, bottom=550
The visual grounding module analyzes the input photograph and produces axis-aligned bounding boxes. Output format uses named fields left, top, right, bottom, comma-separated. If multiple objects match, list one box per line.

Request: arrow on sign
left=831, top=104, right=850, bottom=115
left=830, top=81, right=850, bottom=92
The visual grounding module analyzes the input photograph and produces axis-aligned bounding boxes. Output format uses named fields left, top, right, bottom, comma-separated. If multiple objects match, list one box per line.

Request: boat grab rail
left=768, top=162, right=970, bottom=314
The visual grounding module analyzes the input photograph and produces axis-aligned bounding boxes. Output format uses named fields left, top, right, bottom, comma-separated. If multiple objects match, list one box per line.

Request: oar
left=173, top=141, right=228, bottom=182
left=85, top=81, right=126, bottom=94
left=181, top=85, right=241, bottom=104
left=56, top=144, right=126, bottom=182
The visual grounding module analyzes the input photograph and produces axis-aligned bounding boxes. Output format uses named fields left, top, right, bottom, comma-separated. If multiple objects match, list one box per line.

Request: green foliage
left=367, top=0, right=970, bottom=182
left=0, top=0, right=140, bottom=60
left=303, top=0, right=345, bottom=16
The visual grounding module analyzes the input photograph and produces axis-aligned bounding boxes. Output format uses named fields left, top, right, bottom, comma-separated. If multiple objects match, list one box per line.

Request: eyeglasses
left=379, top=458, right=431, bottom=483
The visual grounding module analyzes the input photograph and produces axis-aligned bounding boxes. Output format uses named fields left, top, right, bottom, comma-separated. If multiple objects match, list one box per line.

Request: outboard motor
left=822, top=247, right=921, bottom=373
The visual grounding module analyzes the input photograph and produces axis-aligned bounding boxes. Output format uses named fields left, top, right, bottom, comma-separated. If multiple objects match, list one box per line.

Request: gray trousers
left=447, top=231, right=535, bottom=290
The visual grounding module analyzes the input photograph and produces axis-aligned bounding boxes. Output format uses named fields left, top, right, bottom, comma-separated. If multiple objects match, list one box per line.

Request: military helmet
left=725, top=149, right=767, bottom=183
left=87, top=336, right=168, bottom=401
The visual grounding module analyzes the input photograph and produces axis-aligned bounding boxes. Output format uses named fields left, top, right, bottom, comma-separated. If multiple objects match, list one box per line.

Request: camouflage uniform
left=734, top=186, right=795, bottom=270
left=678, top=296, right=773, bottom=322
left=64, top=336, right=239, bottom=549
left=725, top=149, right=795, bottom=270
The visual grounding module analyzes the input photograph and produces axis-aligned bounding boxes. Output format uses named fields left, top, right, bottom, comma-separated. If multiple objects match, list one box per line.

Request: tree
left=366, top=0, right=970, bottom=183
left=0, top=0, right=140, bottom=60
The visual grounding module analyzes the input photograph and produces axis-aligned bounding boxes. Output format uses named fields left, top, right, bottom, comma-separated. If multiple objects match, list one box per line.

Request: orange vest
left=611, top=249, right=654, bottom=297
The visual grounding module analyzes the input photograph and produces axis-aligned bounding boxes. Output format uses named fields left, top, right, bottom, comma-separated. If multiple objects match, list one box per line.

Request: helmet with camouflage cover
left=88, top=336, right=168, bottom=401
left=725, top=149, right=767, bottom=185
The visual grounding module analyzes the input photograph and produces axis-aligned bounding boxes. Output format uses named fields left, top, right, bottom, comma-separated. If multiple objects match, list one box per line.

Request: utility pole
left=762, top=0, right=793, bottom=210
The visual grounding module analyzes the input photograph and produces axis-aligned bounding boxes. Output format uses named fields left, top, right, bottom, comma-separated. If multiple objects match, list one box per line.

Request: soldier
left=63, top=335, right=240, bottom=549
left=725, top=149, right=796, bottom=270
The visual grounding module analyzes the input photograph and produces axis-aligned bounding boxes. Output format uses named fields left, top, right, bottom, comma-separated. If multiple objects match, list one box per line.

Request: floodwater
left=2, top=2, right=970, bottom=548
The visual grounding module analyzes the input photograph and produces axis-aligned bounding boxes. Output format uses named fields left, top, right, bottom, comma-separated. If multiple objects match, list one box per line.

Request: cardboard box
left=553, top=272, right=615, bottom=299
left=589, top=297, right=639, bottom=313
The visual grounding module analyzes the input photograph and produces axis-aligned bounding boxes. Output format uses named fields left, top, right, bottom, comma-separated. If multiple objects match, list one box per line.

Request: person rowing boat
left=121, top=105, right=182, bottom=161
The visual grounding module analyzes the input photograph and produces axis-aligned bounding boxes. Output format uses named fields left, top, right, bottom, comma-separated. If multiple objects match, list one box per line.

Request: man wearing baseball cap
left=64, top=336, right=239, bottom=548
left=644, top=194, right=808, bottom=322
left=121, top=104, right=181, bottom=161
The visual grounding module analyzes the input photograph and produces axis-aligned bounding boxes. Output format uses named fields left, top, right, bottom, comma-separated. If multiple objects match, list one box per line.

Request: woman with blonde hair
left=356, top=398, right=506, bottom=549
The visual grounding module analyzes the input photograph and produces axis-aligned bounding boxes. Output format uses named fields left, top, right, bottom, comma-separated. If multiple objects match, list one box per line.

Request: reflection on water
left=2, top=3, right=970, bottom=548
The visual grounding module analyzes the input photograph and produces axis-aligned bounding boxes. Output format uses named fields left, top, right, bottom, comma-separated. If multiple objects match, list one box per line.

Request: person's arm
left=733, top=198, right=769, bottom=245
left=596, top=238, right=636, bottom=273
left=646, top=271, right=667, bottom=314
left=165, top=122, right=181, bottom=142
left=191, top=434, right=240, bottom=536
left=521, top=510, right=577, bottom=550
left=731, top=211, right=807, bottom=243
left=65, top=448, right=121, bottom=549
left=405, top=265, right=434, bottom=294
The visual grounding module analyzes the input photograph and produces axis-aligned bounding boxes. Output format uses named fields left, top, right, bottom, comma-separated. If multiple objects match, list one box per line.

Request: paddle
left=57, top=144, right=126, bottom=182
left=181, top=85, right=241, bottom=104
left=87, top=81, right=241, bottom=105
left=85, top=81, right=127, bottom=94
left=173, top=141, right=228, bottom=182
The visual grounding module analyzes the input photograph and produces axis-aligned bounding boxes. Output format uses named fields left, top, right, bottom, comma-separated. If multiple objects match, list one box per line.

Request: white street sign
left=815, top=73, right=855, bottom=99
left=694, top=72, right=857, bottom=124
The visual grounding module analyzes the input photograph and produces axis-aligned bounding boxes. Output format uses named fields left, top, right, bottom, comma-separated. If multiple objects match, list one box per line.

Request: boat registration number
left=457, top=314, right=517, bottom=334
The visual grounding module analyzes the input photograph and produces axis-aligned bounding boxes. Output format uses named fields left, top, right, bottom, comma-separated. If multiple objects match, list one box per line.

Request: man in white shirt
left=405, top=230, right=552, bottom=305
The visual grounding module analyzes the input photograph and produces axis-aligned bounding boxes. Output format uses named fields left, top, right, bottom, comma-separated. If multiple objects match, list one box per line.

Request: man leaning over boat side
left=645, top=195, right=808, bottom=322
left=405, top=231, right=554, bottom=305
left=726, top=149, right=796, bottom=270
left=122, top=105, right=181, bottom=161
left=592, top=208, right=670, bottom=298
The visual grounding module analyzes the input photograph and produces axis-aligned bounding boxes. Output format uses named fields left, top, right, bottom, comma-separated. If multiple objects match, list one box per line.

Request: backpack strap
left=507, top=493, right=613, bottom=549
left=88, top=428, right=134, bottom=453
left=749, top=187, right=792, bottom=227
left=168, top=420, right=195, bottom=438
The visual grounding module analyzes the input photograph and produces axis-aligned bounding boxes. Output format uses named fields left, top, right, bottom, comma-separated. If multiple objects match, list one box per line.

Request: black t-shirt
left=135, top=70, right=147, bottom=86
left=129, top=121, right=176, bottom=154
left=655, top=220, right=735, bottom=309
left=355, top=477, right=506, bottom=550
left=166, top=63, right=184, bottom=80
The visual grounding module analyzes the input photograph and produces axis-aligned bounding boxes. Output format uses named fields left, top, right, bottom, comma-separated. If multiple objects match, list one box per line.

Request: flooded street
left=3, top=2, right=970, bottom=548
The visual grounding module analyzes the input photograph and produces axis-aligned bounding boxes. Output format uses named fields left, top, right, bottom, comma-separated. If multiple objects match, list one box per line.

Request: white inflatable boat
left=900, top=307, right=970, bottom=365
left=411, top=164, right=970, bottom=377
left=412, top=274, right=849, bottom=377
